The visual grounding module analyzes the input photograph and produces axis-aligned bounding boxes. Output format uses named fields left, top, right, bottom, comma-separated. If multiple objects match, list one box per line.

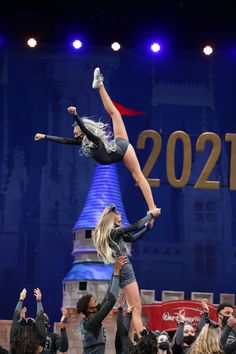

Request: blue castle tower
left=62, top=163, right=128, bottom=309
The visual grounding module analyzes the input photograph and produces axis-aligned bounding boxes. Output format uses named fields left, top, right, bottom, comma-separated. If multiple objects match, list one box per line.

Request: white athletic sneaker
left=92, top=67, right=104, bottom=89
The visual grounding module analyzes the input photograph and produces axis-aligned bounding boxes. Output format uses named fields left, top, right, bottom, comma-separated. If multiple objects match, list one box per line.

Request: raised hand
left=34, top=133, right=45, bottom=140
left=176, top=309, right=186, bottom=323
left=61, top=308, right=69, bottom=322
left=20, top=288, right=27, bottom=301
left=34, top=288, right=42, bottom=301
left=67, top=106, right=77, bottom=116
left=202, top=298, right=209, bottom=313
left=114, top=256, right=127, bottom=275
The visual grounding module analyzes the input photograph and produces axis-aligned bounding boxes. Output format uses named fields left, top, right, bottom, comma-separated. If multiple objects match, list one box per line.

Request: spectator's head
left=188, top=319, right=221, bottom=354
left=11, top=318, right=43, bottom=354
left=156, top=331, right=172, bottom=353
left=217, top=302, right=234, bottom=328
left=182, top=323, right=196, bottom=345
left=77, top=294, right=101, bottom=317
left=156, top=331, right=171, bottom=354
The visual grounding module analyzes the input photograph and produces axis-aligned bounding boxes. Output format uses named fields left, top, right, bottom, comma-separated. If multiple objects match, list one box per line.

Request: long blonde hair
left=74, top=118, right=117, bottom=156
left=93, top=206, right=121, bottom=264
left=189, top=323, right=222, bottom=354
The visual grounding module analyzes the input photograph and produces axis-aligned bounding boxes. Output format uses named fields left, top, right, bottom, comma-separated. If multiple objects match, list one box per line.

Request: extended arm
left=35, top=132, right=81, bottom=145
left=175, top=322, right=184, bottom=345
left=84, top=275, right=120, bottom=331
left=123, top=226, right=149, bottom=243
left=112, top=214, right=153, bottom=240
left=198, top=311, right=209, bottom=332
left=10, top=288, right=26, bottom=344
left=72, top=114, right=99, bottom=143
left=10, top=299, right=23, bottom=344
left=45, top=134, right=81, bottom=145
left=34, top=289, right=46, bottom=345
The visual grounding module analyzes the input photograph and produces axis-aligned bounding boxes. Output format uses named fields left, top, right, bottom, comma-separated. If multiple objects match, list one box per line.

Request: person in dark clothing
left=9, top=288, right=46, bottom=354
left=0, top=346, right=8, bottom=354
left=115, top=305, right=157, bottom=354
left=93, top=204, right=160, bottom=339
left=76, top=256, right=127, bottom=354
left=34, top=288, right=69, bottom=354
left=172, top=299, right=210, bottom=354
left=217, top=303, right=236, bottom=354
left=34, top=67, right=161, bottom=214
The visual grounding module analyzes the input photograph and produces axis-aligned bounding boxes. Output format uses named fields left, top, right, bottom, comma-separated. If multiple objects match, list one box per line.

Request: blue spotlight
left=72, top=39, right=83, bottom=49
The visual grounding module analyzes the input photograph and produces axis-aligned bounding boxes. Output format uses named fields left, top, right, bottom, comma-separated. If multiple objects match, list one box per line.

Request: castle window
left=194, top=201, right=203, bottom=211
left=206, top=202, right=215, bottom=211
left=79, top=282, right=87, bottom=290
left=207, top=213, right=215, bottom=223
left=85, top=230, right=92, bottom=239
left=195, top=213, right=204, bottom=223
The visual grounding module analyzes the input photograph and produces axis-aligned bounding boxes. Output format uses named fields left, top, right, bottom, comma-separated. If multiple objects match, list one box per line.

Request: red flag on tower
left=112, top=100, right=146, bottom=116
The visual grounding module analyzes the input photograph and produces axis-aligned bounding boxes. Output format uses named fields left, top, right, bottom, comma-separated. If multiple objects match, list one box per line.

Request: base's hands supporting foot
left=92, top=67, right=104, bottom=89
left=67, top=106, right=77, bottom=116
left=149, top=207, right=161, bottom=218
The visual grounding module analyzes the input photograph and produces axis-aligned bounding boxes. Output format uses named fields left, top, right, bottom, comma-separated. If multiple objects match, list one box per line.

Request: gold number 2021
left=137, top=130, right=236, bottom=190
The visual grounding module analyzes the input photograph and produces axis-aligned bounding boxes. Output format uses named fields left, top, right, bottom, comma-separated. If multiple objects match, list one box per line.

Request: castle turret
left=63, top=163, right=128, bottom=308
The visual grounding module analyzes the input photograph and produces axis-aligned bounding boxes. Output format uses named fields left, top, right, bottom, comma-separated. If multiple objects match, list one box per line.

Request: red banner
left=142, top=300, right=218, bottom=332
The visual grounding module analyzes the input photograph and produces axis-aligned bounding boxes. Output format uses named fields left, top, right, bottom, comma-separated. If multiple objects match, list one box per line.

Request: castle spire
left=73, top=164, right=128, bottom=230
left=63, top=163, right=129, bottom=308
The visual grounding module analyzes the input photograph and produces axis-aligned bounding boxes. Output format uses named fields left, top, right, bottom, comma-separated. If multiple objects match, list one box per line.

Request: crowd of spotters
left=1, top=266, right=236, bottom=354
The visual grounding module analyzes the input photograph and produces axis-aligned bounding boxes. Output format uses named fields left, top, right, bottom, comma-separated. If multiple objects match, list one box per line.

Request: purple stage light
left=151, top=42, right=161, bottom=53
left=72, top=40, right=83, bottom=49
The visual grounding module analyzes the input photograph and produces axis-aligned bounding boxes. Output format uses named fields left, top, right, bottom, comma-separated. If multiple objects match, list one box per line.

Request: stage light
left=111, top=42, right=121, bottom=51
left=203, top=45, right=213, bottom=55
left=72, top=40, right=83, bottom=49
left=151, top=42, right=161, bottom=53
left=27, top=38, right=37, bottom=48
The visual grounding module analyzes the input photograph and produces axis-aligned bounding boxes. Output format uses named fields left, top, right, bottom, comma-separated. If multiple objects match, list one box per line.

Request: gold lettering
left=194, top=132, right=221, bottom=189
left=137, top=130, right=161, bottom=187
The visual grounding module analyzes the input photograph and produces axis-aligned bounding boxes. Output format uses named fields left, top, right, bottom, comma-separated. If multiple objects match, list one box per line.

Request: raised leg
left=93, top=68, right=160, bottom=212
left=93, top=67, right=129, bottom=140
